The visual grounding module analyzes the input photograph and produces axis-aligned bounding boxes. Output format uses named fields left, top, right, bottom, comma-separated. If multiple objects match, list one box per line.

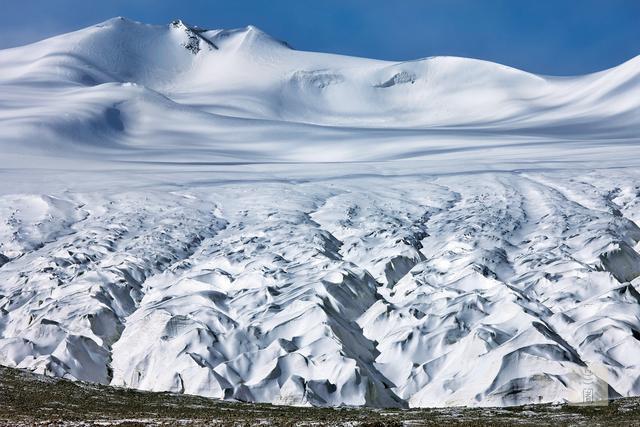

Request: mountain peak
left=169, top=19, right=218, bottom=53
left=205, top=24, right=292, bottom=51
left=165, top=20, right=290, bottom=53
left=96, top=16, right=142, bottom=28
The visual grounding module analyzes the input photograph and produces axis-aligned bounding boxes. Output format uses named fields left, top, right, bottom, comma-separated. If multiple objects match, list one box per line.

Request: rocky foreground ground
left=1, top=365, right=639, bottom=426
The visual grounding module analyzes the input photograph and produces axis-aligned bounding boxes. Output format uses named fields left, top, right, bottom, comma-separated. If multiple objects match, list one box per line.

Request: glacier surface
left=1, top=18, right=640, bottom=408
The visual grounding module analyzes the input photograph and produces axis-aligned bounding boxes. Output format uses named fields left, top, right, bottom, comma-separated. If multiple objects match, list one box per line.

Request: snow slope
left=1, top=18, right=640, bottom=408
left=1, top=16, right=639, bottom=165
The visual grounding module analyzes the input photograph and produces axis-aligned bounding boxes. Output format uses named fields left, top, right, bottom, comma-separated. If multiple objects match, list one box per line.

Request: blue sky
left=1, top=0, right=638, bottom=75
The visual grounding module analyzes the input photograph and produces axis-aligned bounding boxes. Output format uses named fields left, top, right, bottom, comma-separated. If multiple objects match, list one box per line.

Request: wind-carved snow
left=0, top=193, right=225, bottom=384
left=374, top=71, right=417, bottom=88
left=1, top=17, right=640, bottom=408
left=2, top=174, right=640, bottom=407
left=290, top=70, right=345, bottom=90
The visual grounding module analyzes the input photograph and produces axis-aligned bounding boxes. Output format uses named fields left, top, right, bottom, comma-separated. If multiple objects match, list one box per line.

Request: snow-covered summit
left=1, top=17, right=638, bottom=135
left=0, top=17, right=638, bottom=167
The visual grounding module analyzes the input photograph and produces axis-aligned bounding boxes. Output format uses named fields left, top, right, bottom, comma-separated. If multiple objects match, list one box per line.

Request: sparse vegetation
left=1, top=365, right=639, bottom=426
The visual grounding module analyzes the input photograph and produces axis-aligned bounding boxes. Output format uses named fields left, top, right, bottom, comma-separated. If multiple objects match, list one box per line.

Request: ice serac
left=3, top=175, right=640, bottom=407
left=1, top=18, right=640, bottom=409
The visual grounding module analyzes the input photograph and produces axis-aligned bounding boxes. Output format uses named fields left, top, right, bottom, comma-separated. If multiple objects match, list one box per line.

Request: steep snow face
left=1, top=18, right=640, bottom=409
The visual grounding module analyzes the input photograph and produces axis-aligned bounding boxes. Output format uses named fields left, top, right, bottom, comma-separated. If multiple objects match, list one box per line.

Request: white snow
left=0, top=17, right=640, bottom=408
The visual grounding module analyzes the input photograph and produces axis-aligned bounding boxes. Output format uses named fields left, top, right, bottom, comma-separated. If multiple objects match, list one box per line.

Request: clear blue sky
left=1, top=0, right=638, bottom=75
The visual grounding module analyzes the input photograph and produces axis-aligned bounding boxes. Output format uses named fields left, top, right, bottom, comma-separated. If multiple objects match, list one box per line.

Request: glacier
left=0, top=17, right=640, bottom=408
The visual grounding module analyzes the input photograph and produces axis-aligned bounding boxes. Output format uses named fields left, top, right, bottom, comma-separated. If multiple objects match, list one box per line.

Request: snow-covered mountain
left=1, top=18, right=640, bottom=408
left=1, top=16, right=639, bottom=164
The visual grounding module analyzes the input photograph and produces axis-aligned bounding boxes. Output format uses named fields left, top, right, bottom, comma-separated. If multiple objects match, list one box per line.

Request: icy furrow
left=1, top=172, right=640, bottom=407
left=0, top=195, right=89, bottom=263
left=109, top=184, right=403, bottom=407
left=0, top=192, right=225, bottom=383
